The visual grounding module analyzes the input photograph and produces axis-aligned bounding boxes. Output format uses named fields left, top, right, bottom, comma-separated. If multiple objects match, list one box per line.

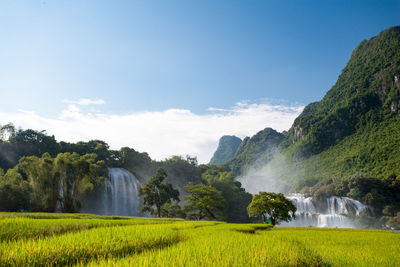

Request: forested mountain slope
left=287, top=26, right=400, bottom=182
left=224, top=26, right=400, bottom=182
left=212, top=26, right=400, bottom=221
left=226, top=128, right=285, bottom=175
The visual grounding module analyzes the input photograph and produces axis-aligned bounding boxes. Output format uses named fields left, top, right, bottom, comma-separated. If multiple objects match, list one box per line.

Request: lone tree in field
left=247, top=192, right=296, bottom=225
left=139, top=168, right=180, bottom=217
left=184, top=183, right=226, bottom=220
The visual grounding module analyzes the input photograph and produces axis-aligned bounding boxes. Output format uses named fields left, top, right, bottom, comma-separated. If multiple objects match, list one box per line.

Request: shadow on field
left=233, top=224, right=273, bottom=234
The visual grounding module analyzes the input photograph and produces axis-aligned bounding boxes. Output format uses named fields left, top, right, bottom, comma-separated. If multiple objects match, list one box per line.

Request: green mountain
left=226, top=26, right=400, bottom=181
left=227, top=128, right=285, bottom=175
left=209, top=135, right=242, bottom=165
left=217, top=26, right=400, bottom=218
left=287, top=25, right=400, bottom=183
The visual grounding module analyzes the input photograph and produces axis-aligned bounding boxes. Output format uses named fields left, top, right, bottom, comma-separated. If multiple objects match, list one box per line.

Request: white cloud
left=0, top=100, right=304, bottom=163
left=63, top=98, right=106, bottom=106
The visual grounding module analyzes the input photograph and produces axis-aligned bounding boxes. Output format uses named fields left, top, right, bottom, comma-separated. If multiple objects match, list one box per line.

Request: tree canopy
left=139, top=168, right=180, bottom=217
left=200, top=165, right=252, bottom=222
left=184, top=182, right=226, bottom=220
left=247, top=192, right=296, bottom=225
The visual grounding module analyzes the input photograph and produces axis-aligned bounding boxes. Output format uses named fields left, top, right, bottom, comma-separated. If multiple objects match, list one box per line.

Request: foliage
left=15, top=152, right=106, bottom=212
left=107, top=146, right=153, bottom=179
left=159, top=203, right=186, bottom=218
left=200, top=165, right=252, bottom=222
left=184, top=183, right=226, bottom=220
left=0, top=168, right=30, bottom=211
left=139, top=168, right=180, bottom=217
left=381, top=212, right=400, bottom=230
left=155, top=156, right=202, bottom=196
left=288, top=26, right=400, bottom=155
left=247, top=192, right=296, bottom=225
left=209, top=135, right=242, bottom=165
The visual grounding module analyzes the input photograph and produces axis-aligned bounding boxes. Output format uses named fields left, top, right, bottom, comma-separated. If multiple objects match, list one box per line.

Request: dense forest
left=0, top=124, right=252, bottom=222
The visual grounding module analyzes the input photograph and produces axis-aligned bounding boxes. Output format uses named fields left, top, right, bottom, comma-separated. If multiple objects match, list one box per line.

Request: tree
left=184, top=183, right=226, bottom=220
left=18, top=153, right=59, bottom=212
left=17, top=152, right=106, bottom=212
left=201, top=165, right=252, bottom=222
left=139, top=168, right=180, bottom=217
left=0, top=123, right=16, bottom=141
left=247, top=192, right=296, bottom=225
left=160, top=203, right=185, bottom=218
left=0, top=168, right=30, bottom=211
left=54, top=152, right=106, bottom=212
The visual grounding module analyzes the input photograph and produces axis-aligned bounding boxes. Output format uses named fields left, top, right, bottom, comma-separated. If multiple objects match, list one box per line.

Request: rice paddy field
left=1, top=213, right=399, bottom=266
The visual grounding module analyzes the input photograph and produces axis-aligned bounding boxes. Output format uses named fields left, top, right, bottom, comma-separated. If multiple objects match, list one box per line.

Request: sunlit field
left=1, top=213, right=399, bottom=266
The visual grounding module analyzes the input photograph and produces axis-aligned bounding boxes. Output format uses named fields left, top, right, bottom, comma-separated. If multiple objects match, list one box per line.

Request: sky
left=0, top=0, right=399, bottom=163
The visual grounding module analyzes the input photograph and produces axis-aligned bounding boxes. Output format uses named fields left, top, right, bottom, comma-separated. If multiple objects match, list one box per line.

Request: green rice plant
left=0, top=212, right=100, bottom=219
left=0, top=217, right=174, bottom=242
left=88, top=224, right=400, bottom=267
left=0, top=212, right=182, bottom=221
left=0, top=223, right=183, bottom=266
left=86, top=223, right=327, bottom=267
left=273, top=227, right=400, bottom=266
left=1, top=213, right=399, bottom=267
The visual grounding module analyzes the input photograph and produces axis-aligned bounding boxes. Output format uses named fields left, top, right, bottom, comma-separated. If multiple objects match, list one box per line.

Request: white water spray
left=280, top=194, right=370, bottom=228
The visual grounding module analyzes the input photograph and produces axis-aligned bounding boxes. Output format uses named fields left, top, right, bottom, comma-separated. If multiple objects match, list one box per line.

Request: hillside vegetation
left=216, top=26, right=400, bottom=223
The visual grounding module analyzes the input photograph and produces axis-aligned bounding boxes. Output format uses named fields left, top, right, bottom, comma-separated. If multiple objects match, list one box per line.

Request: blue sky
left=0, top=0, right=399, bottom=162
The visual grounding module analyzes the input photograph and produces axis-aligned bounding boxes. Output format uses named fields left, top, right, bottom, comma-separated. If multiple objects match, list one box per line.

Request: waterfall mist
left=238, top=152, right=301, bottom=194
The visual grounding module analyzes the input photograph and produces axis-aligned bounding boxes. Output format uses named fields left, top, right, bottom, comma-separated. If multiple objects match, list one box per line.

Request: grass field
left=1, top=213, right=399, bottom=266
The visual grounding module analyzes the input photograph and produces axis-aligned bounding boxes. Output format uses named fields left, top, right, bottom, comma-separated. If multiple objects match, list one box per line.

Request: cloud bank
left=0, top=98, right=304, bottom=163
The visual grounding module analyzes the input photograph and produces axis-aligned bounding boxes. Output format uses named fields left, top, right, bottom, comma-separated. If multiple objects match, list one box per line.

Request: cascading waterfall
left=280, top=193, right=370, bottom=228
left=82, top=168, right=142, bottom=216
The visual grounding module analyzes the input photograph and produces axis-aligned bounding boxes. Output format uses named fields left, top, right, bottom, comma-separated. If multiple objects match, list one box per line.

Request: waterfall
left=280, top=194, right=370, bottom=228
left=83, top=168, right=142, bottom=216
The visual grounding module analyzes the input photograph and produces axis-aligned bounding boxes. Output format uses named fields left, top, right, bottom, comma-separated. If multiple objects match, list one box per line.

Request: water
left=280, top=193, right=369, bottom=228
left=83, top=168, right=142, bottom=216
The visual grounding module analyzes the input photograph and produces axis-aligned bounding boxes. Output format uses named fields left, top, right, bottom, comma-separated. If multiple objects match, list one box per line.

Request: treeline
left=0, top=124, right=253, bottom=222
left=139, top=166, right=292, bottom=225
left=138, top=162, right=253, bottom=222
left=0, top=123, right=149, bottom=172
left=0, top=152, right=106, bottom=212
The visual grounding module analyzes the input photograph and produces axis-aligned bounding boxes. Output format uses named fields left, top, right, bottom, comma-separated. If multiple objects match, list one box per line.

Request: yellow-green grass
left=86, top=224, right=400, bottom=267
left=0, top=213, right=178, bottom=242
left=1, top=223, right=182, bottom=266
left=0, top=212, right=399, bottom=267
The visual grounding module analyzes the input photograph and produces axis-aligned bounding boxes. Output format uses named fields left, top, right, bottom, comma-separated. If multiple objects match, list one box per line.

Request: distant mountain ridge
left=226, top=128, right=285, bottom=175
left=209, top=135, right=242, bottom=165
